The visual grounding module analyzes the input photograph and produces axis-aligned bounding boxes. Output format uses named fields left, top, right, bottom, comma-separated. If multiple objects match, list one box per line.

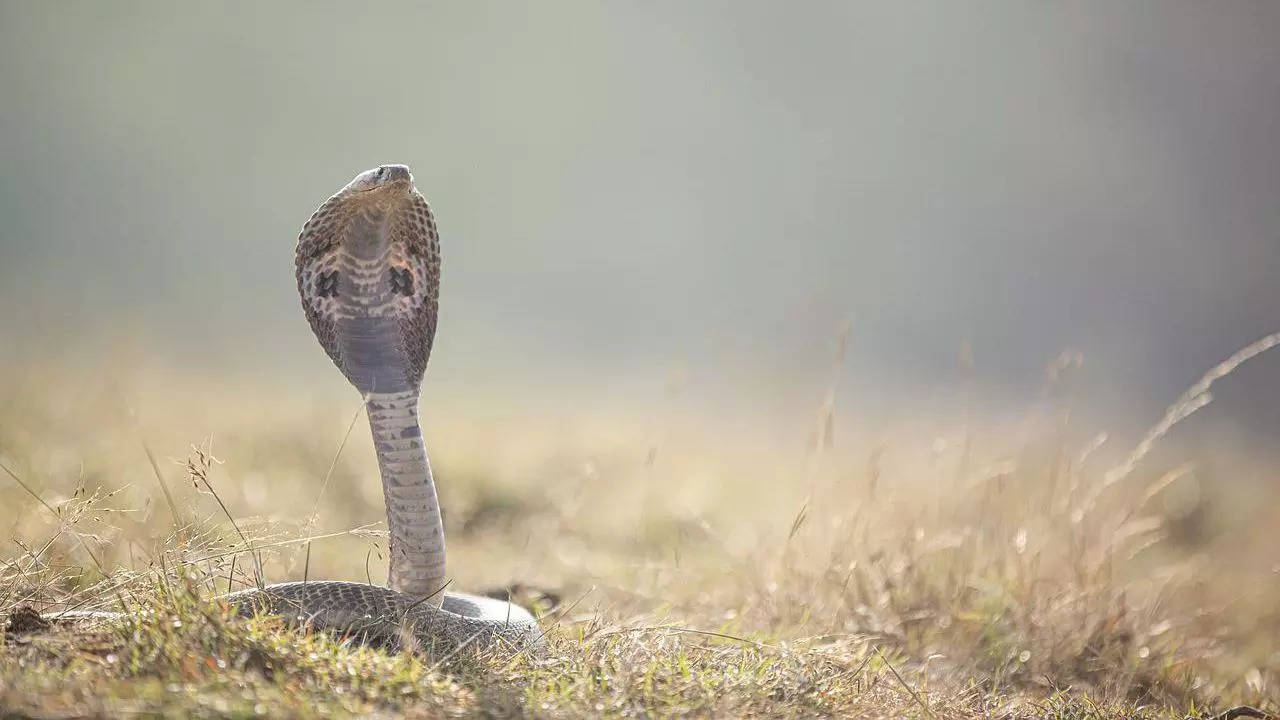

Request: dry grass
left=1, top=338, right=1278, bottom=718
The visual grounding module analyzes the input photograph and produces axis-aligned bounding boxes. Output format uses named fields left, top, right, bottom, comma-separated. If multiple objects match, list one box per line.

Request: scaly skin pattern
left=295, top=165, right=447, bottom=598
left=366, top=389, right=446, bottom=596
left=45, top=166, right=541, bottom=654
left=223, top=581, right=539, bottom=654
left=277, top=164, right=539, bottom=650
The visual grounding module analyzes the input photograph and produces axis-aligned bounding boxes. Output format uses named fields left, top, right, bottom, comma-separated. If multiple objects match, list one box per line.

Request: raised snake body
left=49, top=166, right=541, bottom=654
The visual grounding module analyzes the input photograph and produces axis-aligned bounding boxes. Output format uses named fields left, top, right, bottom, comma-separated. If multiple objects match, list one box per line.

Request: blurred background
left=4, top=6, right=1279, bottom=703
left=1, top=1, right=1278, bottom=548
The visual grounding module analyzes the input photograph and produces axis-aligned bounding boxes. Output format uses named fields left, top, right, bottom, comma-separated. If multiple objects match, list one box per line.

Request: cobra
left=49, top=166, right=542, bottom=654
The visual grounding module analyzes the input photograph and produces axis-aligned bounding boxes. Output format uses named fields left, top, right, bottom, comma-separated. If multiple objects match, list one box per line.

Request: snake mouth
left=362, top=176, right=414, bottom=191
left=337, top=165, right=416, bottom=198
left=350, top=181, right=414, bottom=201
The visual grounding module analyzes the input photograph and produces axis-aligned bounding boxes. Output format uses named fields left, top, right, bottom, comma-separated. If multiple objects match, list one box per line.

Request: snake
left=39, top=165, right=541, bottom=655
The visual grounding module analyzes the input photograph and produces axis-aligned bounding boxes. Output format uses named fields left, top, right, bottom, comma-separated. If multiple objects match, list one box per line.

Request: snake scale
left=44, top=165, right=542, bottom=654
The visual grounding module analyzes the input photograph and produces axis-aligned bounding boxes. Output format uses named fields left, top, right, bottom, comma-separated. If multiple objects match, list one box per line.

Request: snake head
left=340, top=164, right=415, bottom=196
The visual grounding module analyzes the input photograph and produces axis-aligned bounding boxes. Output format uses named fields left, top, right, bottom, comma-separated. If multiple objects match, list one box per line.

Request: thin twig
left=499, top=586, right=597, bottom=671
left=303, top=542, right=311, bottom=586
left=189, top=442, right=264, bottom=589
left=141, top=439, right=185, bottom=529
left=1, top=459, right=105, bottom=572
left=180, top=523, right=381, bottom=565
left=874, top=646, right=935, bottom=720
left=424, top=627, right=487, bottom=671
left=1086, top=330, right=1280, bottom=514
left=307, top=397, right=366, bottom=529
left=598, top=624, right=790, bottom=653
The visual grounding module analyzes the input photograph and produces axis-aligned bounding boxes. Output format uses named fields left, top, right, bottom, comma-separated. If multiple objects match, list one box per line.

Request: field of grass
left=1, top=340, right=1278, bottom=718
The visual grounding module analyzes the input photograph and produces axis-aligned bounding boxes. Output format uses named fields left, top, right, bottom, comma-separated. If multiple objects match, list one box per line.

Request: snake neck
left=366, top=390, right=446, bottom=605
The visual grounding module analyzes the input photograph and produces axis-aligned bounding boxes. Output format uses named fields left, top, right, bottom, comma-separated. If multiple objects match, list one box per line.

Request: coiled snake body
left=50, top=166, right=541, bottom=654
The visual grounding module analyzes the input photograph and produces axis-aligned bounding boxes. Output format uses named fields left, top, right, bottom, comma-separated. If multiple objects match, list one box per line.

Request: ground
left=0, top=350, right=1277, bottom=718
